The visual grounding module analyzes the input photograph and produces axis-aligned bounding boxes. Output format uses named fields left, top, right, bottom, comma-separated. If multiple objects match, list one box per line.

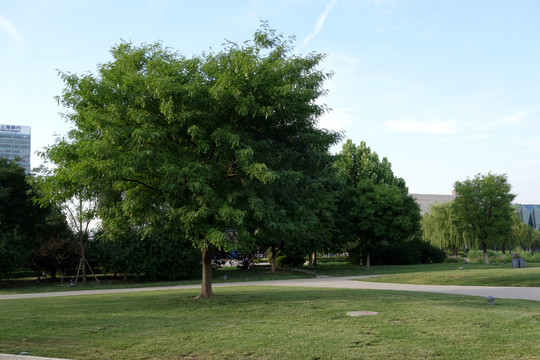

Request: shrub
left=470, top=251, right=498, bottom=264
left=464, top=250, right=540, bottom=264
left=414, top=239, right=447, bottom=263
left=347, top=239, right=446, bottom=266
left=526, top=251, right=540, bottom=263
left=275, top=255, right=306, bottom=267
left=445, top=256, right=462, bottom=263
left=93, top=230, right=200, bottom=281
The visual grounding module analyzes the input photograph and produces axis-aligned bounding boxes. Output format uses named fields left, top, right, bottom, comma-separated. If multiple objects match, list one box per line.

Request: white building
left=410, top=193, right=456, bottom=215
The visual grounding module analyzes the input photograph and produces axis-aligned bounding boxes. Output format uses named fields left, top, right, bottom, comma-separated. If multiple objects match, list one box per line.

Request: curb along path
left=1, top=276, right=540, bottom=301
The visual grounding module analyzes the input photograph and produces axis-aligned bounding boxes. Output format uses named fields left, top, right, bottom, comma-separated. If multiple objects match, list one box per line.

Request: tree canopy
left=44, top=24, right=340, bottom=297
left=452, top=173, right=516, bottom=264
left=334, top=139, right=406, bottom=190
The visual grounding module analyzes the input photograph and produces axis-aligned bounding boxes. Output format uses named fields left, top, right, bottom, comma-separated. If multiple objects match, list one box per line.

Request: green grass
left=312, top=261, right=491, bottom=277
left=0, top=267, right=310, bottom=295
left=359, top=267, right=540, bottom=287
left=3, top=261, right=540, bottom=295
left=0, top=286, right=539, bottom=359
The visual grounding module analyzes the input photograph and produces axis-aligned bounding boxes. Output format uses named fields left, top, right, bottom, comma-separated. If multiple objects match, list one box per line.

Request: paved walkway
left=1, top=276, right=539, bottom=301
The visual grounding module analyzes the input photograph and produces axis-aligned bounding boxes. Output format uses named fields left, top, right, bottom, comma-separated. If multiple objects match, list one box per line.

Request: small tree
left=32, top=165, right=98, bottom=284
left=29, top=204, right=77, bottom=282
left=453, top=173, right=516, bottom=264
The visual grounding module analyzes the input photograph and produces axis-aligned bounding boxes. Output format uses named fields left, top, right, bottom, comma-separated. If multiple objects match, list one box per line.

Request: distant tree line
left=422, top=173, right=540, bottom=263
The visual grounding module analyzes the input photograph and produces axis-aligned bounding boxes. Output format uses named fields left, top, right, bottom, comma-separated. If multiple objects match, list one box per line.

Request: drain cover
left=347, top=311, right=379, bottom=316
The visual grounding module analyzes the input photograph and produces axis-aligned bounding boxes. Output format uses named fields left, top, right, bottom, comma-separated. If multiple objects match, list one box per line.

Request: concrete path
left=1, top=276, right=539, bottom=301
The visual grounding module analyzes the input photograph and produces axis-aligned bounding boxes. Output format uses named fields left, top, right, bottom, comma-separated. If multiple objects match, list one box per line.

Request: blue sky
left=1, top=0, right=539, bottom=203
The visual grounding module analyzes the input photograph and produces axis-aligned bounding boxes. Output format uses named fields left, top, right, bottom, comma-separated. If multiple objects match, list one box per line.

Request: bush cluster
left=348, top=239, right=446, bottom=266
left=467, top=250, right=540, bottom=264
left=275, top=255, right=306, bottom=267
left=89, top=231, right=200, bottom=281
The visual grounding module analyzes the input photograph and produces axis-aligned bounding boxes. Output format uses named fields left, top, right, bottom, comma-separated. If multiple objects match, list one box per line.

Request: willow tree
left=504, top=209, right=535, bottom=252
left=421, top=201, right=470, bottom=256
left=44, top=24, right=339, bottom=298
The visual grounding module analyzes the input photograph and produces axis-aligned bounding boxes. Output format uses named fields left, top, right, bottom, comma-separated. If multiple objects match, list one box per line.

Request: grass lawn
left=359, top=267, right=540, bottom=287
left=311, top=260, right=515, bottom=277
left=2, top=261, right=540, bottom=295
left=1, top=286, right=539, bottom=359
left=0, top=267, right=310, bottom=295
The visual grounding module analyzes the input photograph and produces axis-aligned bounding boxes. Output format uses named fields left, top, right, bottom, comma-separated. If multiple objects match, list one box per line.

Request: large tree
left=44, top=24, right=339, bottom=297
left=453, top=173, right=516, bottom=264
left=334, top=140, right=420, bottom=266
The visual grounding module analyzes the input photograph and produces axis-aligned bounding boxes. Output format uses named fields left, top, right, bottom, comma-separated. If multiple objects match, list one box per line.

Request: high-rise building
left=0, top=124, right=31, bottom=173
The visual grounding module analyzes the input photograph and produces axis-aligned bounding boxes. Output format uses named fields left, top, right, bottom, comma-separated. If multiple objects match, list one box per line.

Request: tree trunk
left=366, top=252, right=371, bottom=268
left=80, top=240, right=87, bottom=284
left=270, top=246, right=277, bottom=273
left=197, top=248, right=214, bottom=298
left=308, top=253, right=315, bottom=268
left=313, top=252, right=317, bottom=266
left=482, top=243, right=489, bottom=264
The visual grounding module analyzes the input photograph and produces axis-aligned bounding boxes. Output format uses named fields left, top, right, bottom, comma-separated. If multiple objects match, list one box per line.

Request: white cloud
left=318, top=106, right=356, bottom=132
left=0, top=14, right=23, bottom=45
left=301, top=0, right=337, bottom=48
left=383, top=117, right=457, bottom=135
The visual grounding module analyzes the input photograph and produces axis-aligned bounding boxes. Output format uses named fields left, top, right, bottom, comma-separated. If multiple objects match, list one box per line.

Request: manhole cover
left=347, top=311, right=379, bottom=317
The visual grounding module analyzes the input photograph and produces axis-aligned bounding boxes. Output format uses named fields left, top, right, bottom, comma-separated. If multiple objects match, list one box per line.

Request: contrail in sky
left=0, top=14, right=23, bottom=45
left=301, top=0, right=337, bottom=49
